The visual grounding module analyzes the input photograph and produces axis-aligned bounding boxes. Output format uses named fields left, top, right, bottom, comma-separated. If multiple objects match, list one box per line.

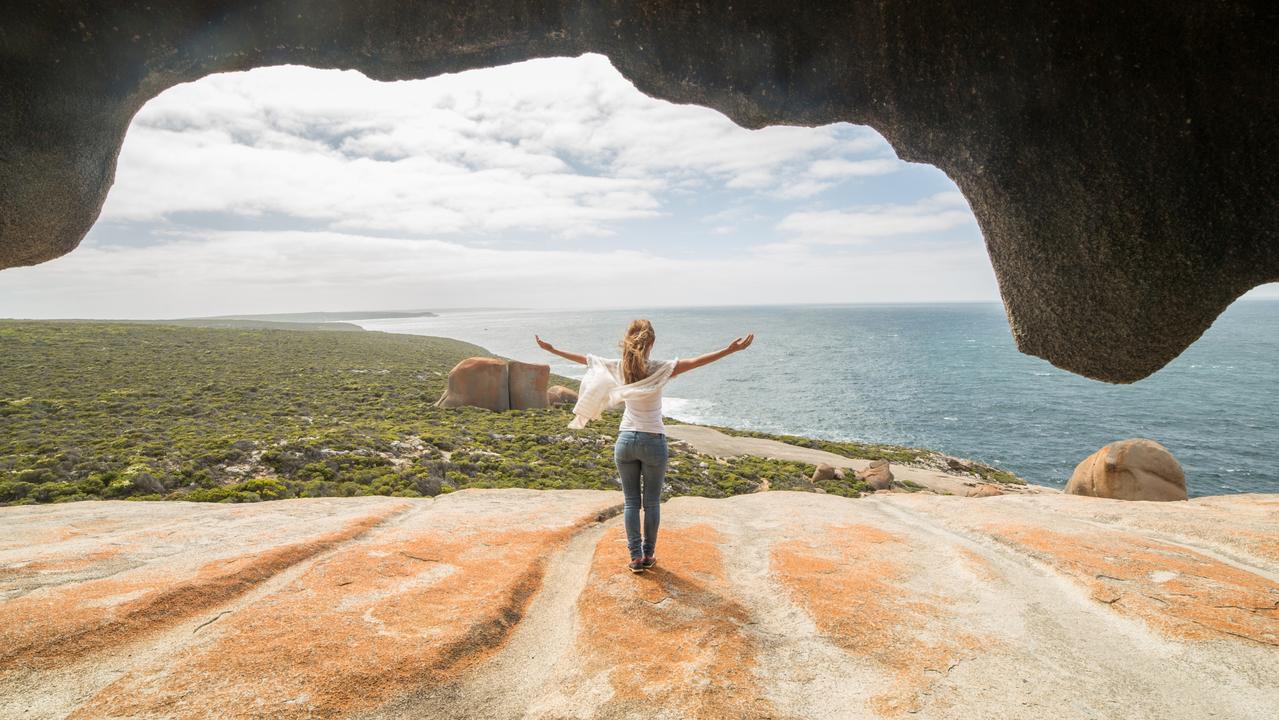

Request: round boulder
left=856, top=459, right=894, bottom=490
left=547, top=385, right=579, bottom=406
left=811, top=463, right=838, bottom=484
left=966, top=484, right=1004, bottom=498
left=1065, top=438, right=1187, bottom=501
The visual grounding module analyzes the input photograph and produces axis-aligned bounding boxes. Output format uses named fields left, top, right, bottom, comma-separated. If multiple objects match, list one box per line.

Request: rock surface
left=1066, top=438, right=1188, bottom=502
left=435, top=357, right=510, bottom=411
left=547, top=384, right=579, bottom=406
left=966, top=483, right=1005, bottom=498
left=1, top=490, right=1275, bottom=719
left=435, top=357, right=552, bottom=411
left=857, top=458, right=895, bottom=490
left=811, top=463, right=838, bottom=484
left=663, top=424, right=1032, bottom=497
left=507, top=360, right=549, bottom=411
left=3, top=3, right=1277, bottom=382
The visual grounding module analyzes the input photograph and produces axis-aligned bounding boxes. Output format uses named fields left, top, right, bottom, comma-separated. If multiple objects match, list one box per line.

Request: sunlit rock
left=1066, top=438, right=1188, bottom=502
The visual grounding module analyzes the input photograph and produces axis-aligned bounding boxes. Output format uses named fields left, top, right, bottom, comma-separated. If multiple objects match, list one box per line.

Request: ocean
left=361, top=301, right=1278, bottom=497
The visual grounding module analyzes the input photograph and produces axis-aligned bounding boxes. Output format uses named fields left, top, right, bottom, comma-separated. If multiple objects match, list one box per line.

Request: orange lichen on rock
left=770, top=524, right=984, bottom=716
left=0, top=504, right=407, bottom=675
left=985, top=524, right=1279, bottom=646
left=73, top=512, right=603, bottom=719
left=0, top=545, right=125, bottom=579
left=575, top=524, right=778, bottom=719
left=956, top=546, right=1002, bottom=582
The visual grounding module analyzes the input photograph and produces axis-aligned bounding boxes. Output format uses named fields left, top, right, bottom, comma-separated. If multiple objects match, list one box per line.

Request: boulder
left=435, top=357, right=509, bottom=411
left=547, top=385, right=578, bottom=406
left=1065, top=439, right=1187, bottom=501
left=507, top=360, right=549, bottom=410
left=967, top=484, right=1004, bottom=498
left=811, top=463, right=838, bottom=484
left=856, top=459, right=894, bottom=490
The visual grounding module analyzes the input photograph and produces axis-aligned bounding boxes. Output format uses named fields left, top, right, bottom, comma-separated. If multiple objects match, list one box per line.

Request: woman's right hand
left=728, top=333, right=754, bottom=353
left=535, top=334, right=554, bottom=352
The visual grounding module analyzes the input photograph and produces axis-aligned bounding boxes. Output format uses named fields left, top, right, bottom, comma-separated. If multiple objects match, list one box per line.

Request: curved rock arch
left=2, top=1, right=1276, bottom=382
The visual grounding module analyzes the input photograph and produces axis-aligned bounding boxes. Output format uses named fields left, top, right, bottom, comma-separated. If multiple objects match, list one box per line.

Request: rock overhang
left=2, top=1, right=1275, bottom=382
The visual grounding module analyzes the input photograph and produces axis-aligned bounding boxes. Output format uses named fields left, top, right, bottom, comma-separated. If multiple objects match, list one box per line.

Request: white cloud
left=100, top=55, right=904, bottom=242
left=0, top=229, right=998, bottom=318
left=774, top=192, right=976, bottom=246
left=0, top=56, right=1002, bottom=318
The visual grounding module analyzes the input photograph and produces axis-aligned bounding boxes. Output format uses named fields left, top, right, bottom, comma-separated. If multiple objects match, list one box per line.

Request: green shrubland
left=0, top=321, right=870, bottom=505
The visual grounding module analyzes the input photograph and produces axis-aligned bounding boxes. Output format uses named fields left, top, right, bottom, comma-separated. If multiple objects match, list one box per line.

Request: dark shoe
left=628, top=557, right=646, bottom=573
left=641, top=555, right=656, bottom=569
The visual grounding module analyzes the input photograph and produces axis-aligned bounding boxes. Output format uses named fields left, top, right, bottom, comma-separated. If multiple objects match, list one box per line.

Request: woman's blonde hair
left=619, top=319, right=655, bottom=384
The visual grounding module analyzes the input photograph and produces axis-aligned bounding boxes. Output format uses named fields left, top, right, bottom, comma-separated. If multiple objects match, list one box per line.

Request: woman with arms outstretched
left=536, top=319, right=754, bottom=573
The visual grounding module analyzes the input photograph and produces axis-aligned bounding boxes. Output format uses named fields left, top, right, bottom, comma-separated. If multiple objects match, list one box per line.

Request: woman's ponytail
left=619, top=319, right=656, bottom=384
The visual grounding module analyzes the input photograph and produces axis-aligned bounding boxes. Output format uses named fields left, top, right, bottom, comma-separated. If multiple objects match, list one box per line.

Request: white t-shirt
left=605, top=357, right=675, bottom=434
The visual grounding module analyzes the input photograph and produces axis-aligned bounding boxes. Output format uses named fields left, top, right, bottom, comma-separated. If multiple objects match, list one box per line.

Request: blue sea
left=361, top=302, right=1278, bottom=497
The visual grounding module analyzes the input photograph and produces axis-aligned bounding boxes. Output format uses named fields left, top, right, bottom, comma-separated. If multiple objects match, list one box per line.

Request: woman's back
left=606, top=358, right=671, bottom=434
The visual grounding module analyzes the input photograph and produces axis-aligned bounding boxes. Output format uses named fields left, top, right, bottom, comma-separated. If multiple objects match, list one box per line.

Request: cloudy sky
left=1, top=53, right=1273, bottom=318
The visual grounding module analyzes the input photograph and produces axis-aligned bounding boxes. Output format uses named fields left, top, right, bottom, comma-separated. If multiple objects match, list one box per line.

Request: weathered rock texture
left=2, top=3, right=1277, bottom=382
left=1, top=490, right=1275, bottom=719
left=435, top=357, right=510, bottom=411
left=547, top=384, right=579, bottom=406
left=507, top=360, right=550, bottom=411
left=857, top=458, right=895, bottom=490
left=435, top=356, right=548, bottom=411
left=1066, top=438, right=1188, bottom=502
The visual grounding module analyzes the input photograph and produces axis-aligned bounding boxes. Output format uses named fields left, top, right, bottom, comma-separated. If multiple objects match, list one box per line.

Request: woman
left=535, top=320, right=754, bottom=573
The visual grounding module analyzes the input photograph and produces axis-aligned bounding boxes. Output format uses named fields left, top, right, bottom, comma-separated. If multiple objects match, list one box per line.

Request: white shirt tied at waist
left=568, top=353, right=679, bottom=431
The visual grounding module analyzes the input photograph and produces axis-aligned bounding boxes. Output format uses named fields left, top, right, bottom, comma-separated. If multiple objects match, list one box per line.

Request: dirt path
left=666, top=423, right=1055, bottom=495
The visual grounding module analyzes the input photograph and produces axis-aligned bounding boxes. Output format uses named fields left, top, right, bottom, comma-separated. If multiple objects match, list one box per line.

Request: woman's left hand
left=535, top=334, right=555, bottom=352
left=728, top=333, right=754, bottom=353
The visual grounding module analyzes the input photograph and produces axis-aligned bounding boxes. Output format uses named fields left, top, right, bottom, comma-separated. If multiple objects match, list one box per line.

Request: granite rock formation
left=435, top=356, right=549, bottom=411
left=2, top=490, right=1275, bottom=718
left=2, top=3, right=1277, bottom=382
left=435, top=357, right=510, bottom=411
left=547, top=384, right=579, bottom=406
left=1066, top=438, right=1189, bottom=502
left=506, top=359, right=550, bottom=411
left=857, top=458, right=895, bottom=490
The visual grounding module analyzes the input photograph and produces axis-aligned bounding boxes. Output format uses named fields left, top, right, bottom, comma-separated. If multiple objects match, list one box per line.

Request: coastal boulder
left=1065, top=439, right=1187, bottom=501
left=435, top=357, right=510, bottom=411
left=547, top=385, right=578, bottom=406
left=811, top=463, right=838, bottom=484
left=857, top=459, right=894, bottom=490
left=967, top=484, right=1004, bottom=498
left=508, top=360, right=549, bottom=410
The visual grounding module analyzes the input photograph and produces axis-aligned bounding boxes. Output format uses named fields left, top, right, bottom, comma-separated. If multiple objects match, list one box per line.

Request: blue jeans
left=614, top=430, right=668, bottom=559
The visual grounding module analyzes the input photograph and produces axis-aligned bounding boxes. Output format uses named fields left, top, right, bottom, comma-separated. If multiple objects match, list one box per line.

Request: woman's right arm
left=671, top=333, right=754, bottom=378
left=535, top=335, right=588, bottom=365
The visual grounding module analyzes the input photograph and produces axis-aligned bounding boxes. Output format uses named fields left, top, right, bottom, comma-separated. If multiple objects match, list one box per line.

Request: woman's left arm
left=535, top=335, right=588, bottom=365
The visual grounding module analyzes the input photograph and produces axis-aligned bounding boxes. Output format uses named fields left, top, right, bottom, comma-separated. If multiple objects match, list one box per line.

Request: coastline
left=355, top=305, right=1279, bottom=498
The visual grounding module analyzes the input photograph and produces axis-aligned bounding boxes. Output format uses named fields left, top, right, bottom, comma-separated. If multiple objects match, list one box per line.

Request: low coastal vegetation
left=1, top=321, right=878, bottom=506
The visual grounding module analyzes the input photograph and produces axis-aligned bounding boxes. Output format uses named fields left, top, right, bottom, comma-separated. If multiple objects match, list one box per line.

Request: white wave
left=663, top=396, right=715, bottom=424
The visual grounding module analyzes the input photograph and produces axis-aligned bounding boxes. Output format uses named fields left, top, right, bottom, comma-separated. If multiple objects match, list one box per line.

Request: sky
left=1, top=53, right=1274, bottom=318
